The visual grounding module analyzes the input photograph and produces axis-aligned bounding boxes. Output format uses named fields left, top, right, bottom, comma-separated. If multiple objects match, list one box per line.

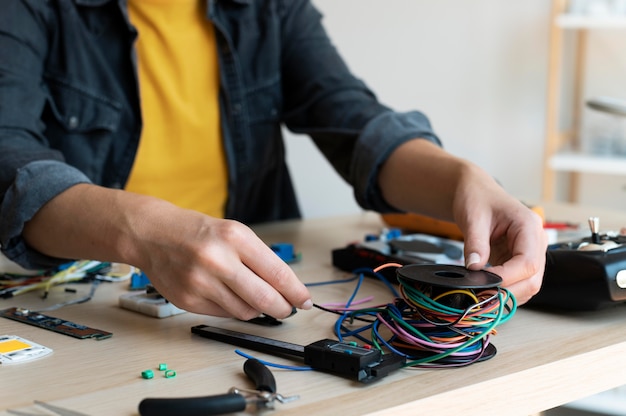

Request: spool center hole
left=434, top=271, right=465, bottom=278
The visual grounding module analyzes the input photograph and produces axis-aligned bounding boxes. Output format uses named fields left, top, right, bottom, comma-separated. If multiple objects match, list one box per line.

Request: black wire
left=312, top=303, right=376, bottom=323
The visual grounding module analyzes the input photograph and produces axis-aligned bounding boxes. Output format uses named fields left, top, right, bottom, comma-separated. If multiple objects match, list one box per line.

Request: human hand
left=377, top=139, right=547, bottom=304
left=22, top=184, right=312, bottom=319
left=452, top=167, right=547, bottom=305
left=131, top=207, right=313, bottom=320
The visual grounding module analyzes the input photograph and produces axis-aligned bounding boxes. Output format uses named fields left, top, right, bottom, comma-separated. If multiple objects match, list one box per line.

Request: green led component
left=158, top=363, right=167, bottom=371
left=141, top=369, right=154, bottom=379
left=164, top=370, right=176, bottom=378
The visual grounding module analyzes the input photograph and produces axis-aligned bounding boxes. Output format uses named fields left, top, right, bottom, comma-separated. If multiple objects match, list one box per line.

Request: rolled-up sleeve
left=351, top=110, right=440, bottom=212
left=0, top=1, right=92, bottom=269
left=0, top=161, right=91, bottom=269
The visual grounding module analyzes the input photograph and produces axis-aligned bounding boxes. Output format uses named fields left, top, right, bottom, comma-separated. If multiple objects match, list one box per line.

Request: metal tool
left=138, top=358, right=299, bottom=416
left=8, top=400, right=89, bottom=416
left=192, top=324, right=406, bottom=383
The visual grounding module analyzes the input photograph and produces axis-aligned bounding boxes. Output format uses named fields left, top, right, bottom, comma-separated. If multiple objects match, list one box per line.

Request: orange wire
left=373, top=263, right=403, bottom=273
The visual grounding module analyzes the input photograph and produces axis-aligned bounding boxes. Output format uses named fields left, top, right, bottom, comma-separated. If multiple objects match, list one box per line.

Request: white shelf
left=549, top=151, right=626, bottom=175
left=557, top=14, right=626, bottom=28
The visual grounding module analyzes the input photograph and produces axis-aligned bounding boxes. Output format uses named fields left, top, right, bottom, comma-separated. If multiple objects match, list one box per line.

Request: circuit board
left=0, top=335, right=53, bottom=364
left=0, top=307, right=112, bottom=340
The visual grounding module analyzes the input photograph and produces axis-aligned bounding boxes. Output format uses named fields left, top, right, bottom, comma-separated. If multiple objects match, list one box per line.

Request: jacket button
left=68, top=116, right=79, bottom=129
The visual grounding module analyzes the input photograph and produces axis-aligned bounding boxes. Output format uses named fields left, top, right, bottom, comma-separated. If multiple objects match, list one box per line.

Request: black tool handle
left=138, top=393, right=246, bottom=416
left=243, top=358, right=276, bottom=393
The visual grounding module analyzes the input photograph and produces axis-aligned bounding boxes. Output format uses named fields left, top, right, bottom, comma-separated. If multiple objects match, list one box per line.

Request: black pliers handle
left=138, top=359, right=298, bottom=416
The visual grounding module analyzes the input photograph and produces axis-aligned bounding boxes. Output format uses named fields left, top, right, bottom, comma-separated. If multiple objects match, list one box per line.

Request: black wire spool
left=396, top=264, right=504, bottom=326
left=393, top=264, right=507, bottom=364
left=396, top=264, right=502, bottom=289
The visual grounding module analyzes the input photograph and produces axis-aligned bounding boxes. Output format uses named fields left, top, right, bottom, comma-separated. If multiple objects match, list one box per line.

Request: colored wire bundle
left=323, top=264, right=517, bottom=368
left=0, top=260, right=135, bottom=305
left=237, top=264, right=516, bottom=372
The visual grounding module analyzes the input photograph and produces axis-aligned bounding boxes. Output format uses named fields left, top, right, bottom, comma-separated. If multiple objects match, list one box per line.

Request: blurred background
left=285, top=0, right=626, bottom=219
left=285, top=2, right=626, bottom=415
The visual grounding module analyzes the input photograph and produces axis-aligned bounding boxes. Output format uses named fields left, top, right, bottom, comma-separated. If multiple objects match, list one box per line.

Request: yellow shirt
left=125, top=0, right=227, bottom=218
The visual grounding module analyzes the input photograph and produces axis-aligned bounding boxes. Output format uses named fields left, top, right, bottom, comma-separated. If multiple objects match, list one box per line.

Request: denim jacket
left=0, top=0, right=440, bottom=269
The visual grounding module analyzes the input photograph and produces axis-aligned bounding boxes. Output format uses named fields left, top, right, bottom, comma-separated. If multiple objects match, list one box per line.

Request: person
left=0, top=0, right=546, bottom=320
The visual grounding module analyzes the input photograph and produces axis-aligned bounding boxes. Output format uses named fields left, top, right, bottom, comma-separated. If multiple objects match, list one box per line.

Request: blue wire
left=338, top=325, right=372, bottom=345
left=234, top=350, right=313, bottom=371
left=333, top=273, right=368, bottom=341
left=351, top=267, right=400, bottom=298
left=345, top=273, right=365, bottom=307
left=335, top=311, right=347, bottom=342
left=371, top=319, right=408, bottom=357
left=305, top=275, right=360, bottom=287
left=304, top=267, right=399, bottom=298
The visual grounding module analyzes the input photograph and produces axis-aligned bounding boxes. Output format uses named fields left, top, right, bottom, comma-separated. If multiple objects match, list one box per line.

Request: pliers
left=138, top=359, right=299, bottom=416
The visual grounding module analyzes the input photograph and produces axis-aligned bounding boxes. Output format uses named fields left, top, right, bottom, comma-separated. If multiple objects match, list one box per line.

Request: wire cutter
left=138, top=358, right=299, bottom=416
left=7, top=400, right=89, bottom=416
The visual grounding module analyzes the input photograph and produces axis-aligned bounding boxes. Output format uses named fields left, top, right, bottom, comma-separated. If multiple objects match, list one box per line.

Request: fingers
left=215, top=254, right=310, bottom=320
left=457, top=197, right=546, bottom=305
left=173, top=219, right=311, bottom=320
left=458, top=207, right=492, bottom=271
left=215, top=222, right=312, bottom=318
left=235, top=226, right=311, bottom=307
left=484, top=212, right=546, bottom=305
left=486, top=254, right=544, bottom=305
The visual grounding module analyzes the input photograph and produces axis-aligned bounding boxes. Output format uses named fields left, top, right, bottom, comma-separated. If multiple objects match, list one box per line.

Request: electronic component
left=119, top=285, right=186, bottom=318
left=0, top=307, right=112, bottom=340
left=332, top=231, right=464, bottom=281
left=129, top=270, right=152, bottom=290
left=270, top=243, right=301, bottom=264
left=245, top=313, right=283, bottom=327
left=191, top=324, right=405, bottom=383
left=334, top=218, right=626, bottom=311
left=528, top=216, right=626, bottom=310
left=0, top=335, right=53, bottom=364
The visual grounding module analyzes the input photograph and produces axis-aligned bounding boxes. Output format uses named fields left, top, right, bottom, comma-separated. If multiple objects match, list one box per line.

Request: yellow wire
left=432, top=289, right=479, bottom=304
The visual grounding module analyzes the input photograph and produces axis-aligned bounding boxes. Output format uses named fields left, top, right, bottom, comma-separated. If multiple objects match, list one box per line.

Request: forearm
left=378, top=139, right=493, bottom=221
left=22, top=184, right=167, bottom=269
left=22, top=183, right=313, bottom=319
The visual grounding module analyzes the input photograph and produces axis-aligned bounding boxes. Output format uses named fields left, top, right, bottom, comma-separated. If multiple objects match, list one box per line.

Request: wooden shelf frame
left=542, top=0, right=626, bottom=202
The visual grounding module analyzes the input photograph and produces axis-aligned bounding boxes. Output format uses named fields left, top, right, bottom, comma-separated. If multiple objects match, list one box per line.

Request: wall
left=284, top=0, right=551, bottom=218
left=284, top=0, right=625, bottom=219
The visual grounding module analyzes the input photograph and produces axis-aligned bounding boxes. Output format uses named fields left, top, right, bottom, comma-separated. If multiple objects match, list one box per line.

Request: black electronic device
left=528, top=217, right=626, bottom=311
left=331, top=230, right=464, bottom=282
left=191, top=324, right=405, bottom=383
left=331, top=219, right=626, bottom=311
